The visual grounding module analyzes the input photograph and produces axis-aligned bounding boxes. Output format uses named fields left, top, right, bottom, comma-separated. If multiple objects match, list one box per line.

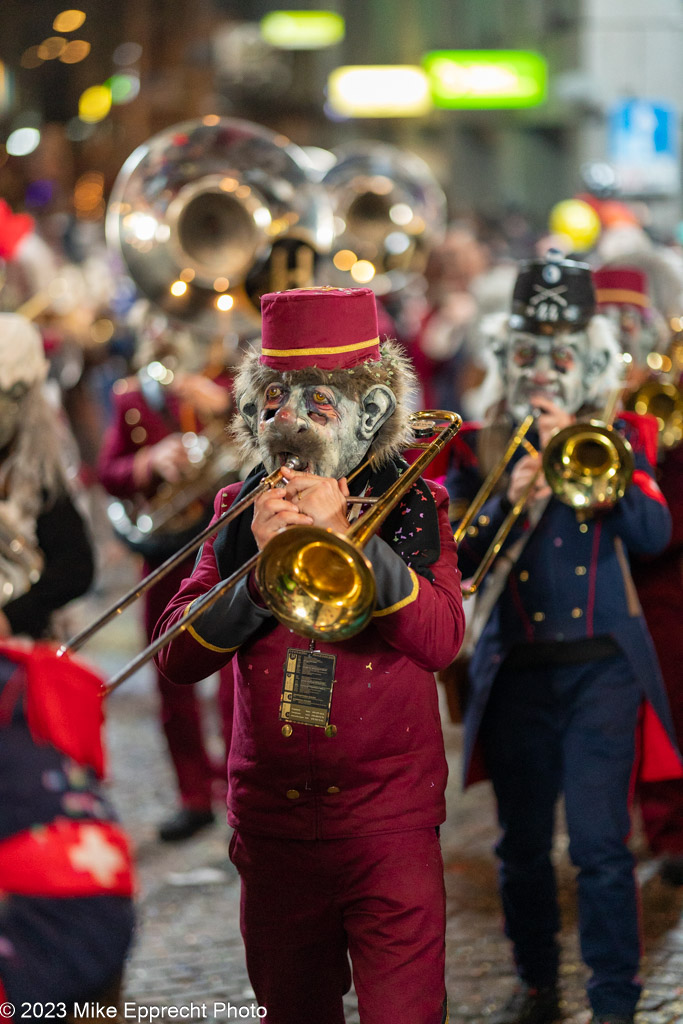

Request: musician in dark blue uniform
left=446, top=253, right=679, bottom=1024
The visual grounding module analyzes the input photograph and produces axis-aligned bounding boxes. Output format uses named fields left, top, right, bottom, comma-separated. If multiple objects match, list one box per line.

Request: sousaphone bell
left=106, top=116, right=335, bottom=340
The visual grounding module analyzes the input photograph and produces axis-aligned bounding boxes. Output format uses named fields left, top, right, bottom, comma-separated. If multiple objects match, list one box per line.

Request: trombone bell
left=255, top=526, right=376, bottom=642
left=543, top=421, right=634, bottom=510
left=626, top=380, right=683, bottom=450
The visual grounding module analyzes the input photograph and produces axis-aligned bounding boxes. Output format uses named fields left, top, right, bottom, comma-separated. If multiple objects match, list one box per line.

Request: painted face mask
left=256, top=379, right=376, bottom=480
left=598, top=304, right=659, bottom=366
left=505, top=330, right=588, bottom=422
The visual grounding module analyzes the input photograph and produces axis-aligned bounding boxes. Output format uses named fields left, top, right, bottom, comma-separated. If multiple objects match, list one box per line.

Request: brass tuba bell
left=321, top=141, right=447, bottom=288
left=106, top=117, right=334, bottom=340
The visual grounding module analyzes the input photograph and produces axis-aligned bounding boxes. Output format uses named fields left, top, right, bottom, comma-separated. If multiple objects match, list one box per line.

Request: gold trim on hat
left=595, top=288, right=649, bottom=307
left=261, top=336, right=380, bottom=358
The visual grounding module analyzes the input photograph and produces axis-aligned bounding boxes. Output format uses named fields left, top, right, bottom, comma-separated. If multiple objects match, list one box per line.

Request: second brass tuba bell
left=322, top=141, right=447, bottom=285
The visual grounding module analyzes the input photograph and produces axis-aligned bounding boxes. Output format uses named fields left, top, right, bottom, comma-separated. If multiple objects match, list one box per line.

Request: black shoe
left=659, top=855, right=683, bottom=886
left=589, top=1016, right=634, bottom=1024
left=490, top=983, right=560, bottom=1024
left=158, top=807, right=215, bottom=842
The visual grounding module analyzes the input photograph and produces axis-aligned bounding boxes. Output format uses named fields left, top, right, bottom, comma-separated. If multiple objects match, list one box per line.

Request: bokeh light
left=37, top=37, right=67, bottom=61
left=113, top=42, right=143, bottom=66
left=106, top=73, right=140, bottom=104
left=6, top=127, right=41, bottom=157
left=350, top=260, right=376, bottom=283
left=20, top=47, right=44, bottom=69
left=261, top=11, right=345, bottom=50
left=53, top=9, right=86, bottom=32
left=333, top=249, right=357, bottom=271
left=548, top=199, right=601, bottom=252
left=78, top=85, right=112, bottom=123
left=60, top=40, right=91, bottom=64
left=327, top=66, right=432, bottom=118
left=73, top=171, right=105, bottom=218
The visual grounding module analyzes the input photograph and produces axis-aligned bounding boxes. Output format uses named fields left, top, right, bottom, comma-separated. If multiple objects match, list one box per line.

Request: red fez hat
left=259, top=287, right=381, bottom=372
left=593, top=266, right=650, bottom=311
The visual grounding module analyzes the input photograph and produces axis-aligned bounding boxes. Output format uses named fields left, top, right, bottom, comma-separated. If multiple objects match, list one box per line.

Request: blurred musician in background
left=97, top=313, right=236, bottom=842
left=595, top=266, right=683, bottom=887
left=0, top=313, right=93, bottom=641
left=152, top=287, right=465, bottom=1024
left=446, top=252, right=679, bottom=1024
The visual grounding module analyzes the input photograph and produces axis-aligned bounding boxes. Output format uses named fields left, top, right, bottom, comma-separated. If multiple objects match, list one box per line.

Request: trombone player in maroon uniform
left=153, top=286, right=465, bottom=1024
left=97, top=318, right=236, bottom=842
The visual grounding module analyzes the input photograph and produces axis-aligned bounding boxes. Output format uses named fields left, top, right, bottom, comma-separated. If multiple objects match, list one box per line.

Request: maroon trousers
left=145, top=558, right=233, bottom=810
left=229, top=828, right=448, bottom=1024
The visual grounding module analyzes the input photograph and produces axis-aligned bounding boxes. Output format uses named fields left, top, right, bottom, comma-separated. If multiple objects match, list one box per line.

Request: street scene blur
left=1, top=1, right=683, bottom=1022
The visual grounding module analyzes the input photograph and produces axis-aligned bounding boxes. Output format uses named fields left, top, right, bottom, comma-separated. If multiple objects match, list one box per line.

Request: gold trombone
left=454, top=412, right=539, bottom=598
left=455, top=402, right=634, bottom=598
left=255, top=410, right=461, bottom=643
left=63, top=411, right=461, bottom=693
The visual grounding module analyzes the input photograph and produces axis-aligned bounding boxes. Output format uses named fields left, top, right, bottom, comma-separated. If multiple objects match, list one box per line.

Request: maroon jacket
left=97, top=372, right=235, bottom=566
left=98, top=377, right=201, bottom=502
left=154, top=474, right=465, bottom=840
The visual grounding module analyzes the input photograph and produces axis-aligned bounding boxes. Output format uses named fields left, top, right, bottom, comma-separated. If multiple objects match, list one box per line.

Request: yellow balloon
left=548, top=199, right=601, bottom=252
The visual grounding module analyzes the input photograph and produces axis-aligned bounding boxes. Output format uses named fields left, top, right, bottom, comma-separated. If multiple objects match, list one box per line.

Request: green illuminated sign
left=260, top=11, right=345, bottom=50
left=422, top=50, right=547, bottom=109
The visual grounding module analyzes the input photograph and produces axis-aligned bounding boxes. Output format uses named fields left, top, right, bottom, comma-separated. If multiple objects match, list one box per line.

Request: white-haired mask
left=0, top=314, right=48, bottom=449
left=492, top=253, right=622, bottom=422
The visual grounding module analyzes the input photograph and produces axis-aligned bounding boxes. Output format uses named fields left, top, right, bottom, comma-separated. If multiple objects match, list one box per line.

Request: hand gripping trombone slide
left=60, top=410, right=462, bottom=695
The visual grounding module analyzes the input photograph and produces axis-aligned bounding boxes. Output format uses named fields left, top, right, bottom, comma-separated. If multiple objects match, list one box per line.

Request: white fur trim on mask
left=0, top=314, right=48, bottom=390
left=582, top=314, right=624, bottom=406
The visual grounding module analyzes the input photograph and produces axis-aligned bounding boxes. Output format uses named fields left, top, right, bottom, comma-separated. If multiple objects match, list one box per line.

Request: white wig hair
left=472, top=311, right=624, bottom=420
left=0, top=385, right=68, bottom=519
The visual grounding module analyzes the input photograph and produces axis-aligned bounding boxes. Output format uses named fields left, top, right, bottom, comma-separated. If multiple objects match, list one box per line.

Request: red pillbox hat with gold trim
left=259, top=287, right=381, bottom=371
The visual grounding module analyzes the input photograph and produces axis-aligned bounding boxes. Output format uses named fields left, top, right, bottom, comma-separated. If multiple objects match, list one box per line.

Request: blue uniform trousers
left=480, top=651, right=642, bottom=1017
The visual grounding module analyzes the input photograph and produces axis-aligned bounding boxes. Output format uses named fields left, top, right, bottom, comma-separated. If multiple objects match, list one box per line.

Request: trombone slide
left=453, top=412, right=537, bottom=545
left=460, top=465, right=542, bottom=598
left=58, top=458, right=304, bottom=657
left=102, top=551, right=260, bottom=695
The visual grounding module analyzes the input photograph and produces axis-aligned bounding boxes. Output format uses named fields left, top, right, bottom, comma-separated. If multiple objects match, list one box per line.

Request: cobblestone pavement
left=78, top=555, right=683, bottom=1024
